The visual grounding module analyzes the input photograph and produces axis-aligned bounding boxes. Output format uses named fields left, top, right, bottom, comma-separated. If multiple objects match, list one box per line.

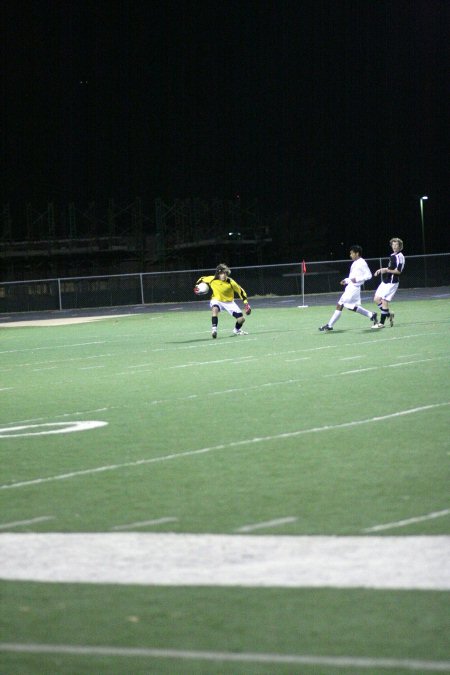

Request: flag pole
left=297, top=260, right=309, bottom=308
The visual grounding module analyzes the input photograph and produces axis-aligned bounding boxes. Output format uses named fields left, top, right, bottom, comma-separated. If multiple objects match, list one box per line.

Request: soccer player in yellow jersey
left=195, top=263, right=251, bottom=339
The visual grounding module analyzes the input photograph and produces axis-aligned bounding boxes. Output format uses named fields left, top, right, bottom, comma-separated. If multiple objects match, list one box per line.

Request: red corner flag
left=302, top=260, right=307, bottom=274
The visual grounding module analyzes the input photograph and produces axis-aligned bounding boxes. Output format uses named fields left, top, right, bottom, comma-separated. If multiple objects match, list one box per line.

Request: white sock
left=328, top=310, right=342, bottom=327
left=355, top=306, right=372, bottom=318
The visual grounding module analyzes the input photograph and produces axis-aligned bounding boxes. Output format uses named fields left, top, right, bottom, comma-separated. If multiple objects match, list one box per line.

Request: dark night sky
left=1, top=0, right=449, bottom=256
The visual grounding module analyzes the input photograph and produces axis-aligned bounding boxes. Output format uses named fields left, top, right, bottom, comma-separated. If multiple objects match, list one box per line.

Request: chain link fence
left=0, top=254, right=448, bottom=314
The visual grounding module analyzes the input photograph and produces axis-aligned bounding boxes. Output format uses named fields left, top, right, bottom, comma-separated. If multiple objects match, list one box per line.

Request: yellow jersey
left=196, top=275, right=248, bottom=304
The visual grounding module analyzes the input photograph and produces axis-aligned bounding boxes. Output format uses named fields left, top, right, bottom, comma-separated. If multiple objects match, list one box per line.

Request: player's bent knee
left=232, top=311, right=243, bottom=319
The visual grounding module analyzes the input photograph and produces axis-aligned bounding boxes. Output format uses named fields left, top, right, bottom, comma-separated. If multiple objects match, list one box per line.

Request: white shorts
left=375, top=282, right=399, bottom=302
left=338, top=283, right=361, bottom=309
left=210, top=299, right=242, bottom=316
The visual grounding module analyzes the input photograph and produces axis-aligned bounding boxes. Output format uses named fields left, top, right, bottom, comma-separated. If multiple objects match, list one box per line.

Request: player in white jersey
left=319, top=245, right=378, bottom=332
left=372, top=237, right=405, bottom=328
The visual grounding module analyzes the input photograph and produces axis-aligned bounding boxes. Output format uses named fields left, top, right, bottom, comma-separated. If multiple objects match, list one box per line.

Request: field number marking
left=0, top=421, right=107, bottom=439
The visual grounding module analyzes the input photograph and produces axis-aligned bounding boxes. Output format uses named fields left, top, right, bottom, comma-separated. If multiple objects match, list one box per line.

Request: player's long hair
left=214, top=263, right=231, bottom=279
left=390, top=237, right=404, bottom=251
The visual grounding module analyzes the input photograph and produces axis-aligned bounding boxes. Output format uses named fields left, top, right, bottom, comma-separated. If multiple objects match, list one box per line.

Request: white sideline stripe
left=0, top=516, right=54, bottom=530
left=0, top=644, right=449, bottom=672
left=236, top=517, right=297, bottom=532
left=111, top=517, right=178, bottom=531
left=0, top=534, right=448, bottom=590
left=363, top=509, right=450, bottom=533
left=1, top=402, right=448, bottom=490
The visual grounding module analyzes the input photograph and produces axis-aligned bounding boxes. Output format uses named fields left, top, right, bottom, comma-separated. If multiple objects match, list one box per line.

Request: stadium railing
left=0, top=254, right=448, bottom=314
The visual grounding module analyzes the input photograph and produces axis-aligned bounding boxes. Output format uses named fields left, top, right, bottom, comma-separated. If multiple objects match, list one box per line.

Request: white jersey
left=344, top=257, right=372, bottom=288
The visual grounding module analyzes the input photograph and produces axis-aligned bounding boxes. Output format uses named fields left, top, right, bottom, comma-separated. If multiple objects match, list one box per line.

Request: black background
left=2, top=0, right=449, bottom=261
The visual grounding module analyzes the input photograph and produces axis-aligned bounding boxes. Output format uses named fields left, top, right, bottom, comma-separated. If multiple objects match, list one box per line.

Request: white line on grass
left=388, top=357, right=446, bottom=368
left=0, top=331, right=440, bottom=358
left=336, top=355, right=448, bottom=376
left=235, top=517, right=297, bottom=532
left=0, top=341, right=107, bottom=355
left=1, top=402, right=448, bottom=491
left=0, top=534, right=448, bottom=589
left=3, top=408, right=112, bottom=427
left=146, top=376, right=309, bottom=405
left=171, top=355, right=255, bottom=369
left=363, top=509, right=450, bottom=533
left=111, top=517, right=178, bottom=531
left=285, top=357, right=311, bottom=362
left=339, top=367, right=378, bottom=375
left=0, top=516, right=55, bottom=530
left=0, top=421, right=108, bottom=438
left=0, top=643, right=449, bottom=672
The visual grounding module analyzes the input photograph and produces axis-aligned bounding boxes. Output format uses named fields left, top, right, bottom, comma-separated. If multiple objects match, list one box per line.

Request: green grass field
left=1, top=297, right=449, bottom=674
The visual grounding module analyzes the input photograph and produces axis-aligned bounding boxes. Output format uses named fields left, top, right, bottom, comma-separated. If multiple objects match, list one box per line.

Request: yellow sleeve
left=230, top=278, right=248, bottom=302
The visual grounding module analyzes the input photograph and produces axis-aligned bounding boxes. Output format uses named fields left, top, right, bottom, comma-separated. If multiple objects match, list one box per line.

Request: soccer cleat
left=319, top=324, right=333, bottom=332
left=233, top=328, right=248, bottom=335
left=371, top=322, right=384, bottom=329
left=370, top=312, right=378, bottom=325
left=211, top=327, right=217, bottom=339
left=389, top=312, right=395, bottom=327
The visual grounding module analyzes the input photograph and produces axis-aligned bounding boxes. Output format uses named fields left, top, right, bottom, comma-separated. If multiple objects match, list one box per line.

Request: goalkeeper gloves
left=244, top=303, right=251, bottom=315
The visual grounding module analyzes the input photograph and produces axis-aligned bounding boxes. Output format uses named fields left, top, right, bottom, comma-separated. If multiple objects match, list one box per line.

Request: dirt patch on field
left=0, top=315, right=131, bottom=327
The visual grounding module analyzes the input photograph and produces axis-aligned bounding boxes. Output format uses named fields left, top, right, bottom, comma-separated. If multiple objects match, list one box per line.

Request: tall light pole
left=419, top=195, right=428, bottom=254
left=420, top=196, right=428, bottom=286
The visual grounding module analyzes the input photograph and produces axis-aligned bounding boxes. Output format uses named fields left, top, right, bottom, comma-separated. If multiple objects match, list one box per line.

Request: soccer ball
left=194, top=282, right=209, bottom=296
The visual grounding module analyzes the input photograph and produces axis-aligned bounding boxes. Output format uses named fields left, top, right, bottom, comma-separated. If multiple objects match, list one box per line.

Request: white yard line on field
left=285, top=357, right=311, bottom=362
left=0, top=516, right=55, bottom=530
left=1, top=402, right=448, bottom=491
left=171, top=355, right=256, bottom=368
left=0, top=331, right=441, bottom=358
left=362, top=509, right=450, bottom=533
left=0, top=341, right=107, bottom=355
left=235, top=517, right=297, bottom=533
left=111, top=517, right=178, bottom=531
left=339, top=367, right=378, bottom=375
left=0, top=643, right=449, bottom=672
left=146, top=376, right=309, bottom=405
left=0, top=534, right=448, bottom=590
left=388, top=358, right=444, bottom=367
left=336, top=355, right=448, bottom=376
